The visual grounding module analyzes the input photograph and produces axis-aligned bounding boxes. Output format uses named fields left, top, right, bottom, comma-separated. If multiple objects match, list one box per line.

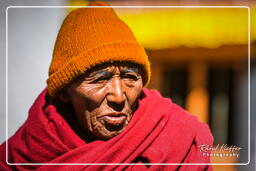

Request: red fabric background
left=0, top=88, right=213, bottom=170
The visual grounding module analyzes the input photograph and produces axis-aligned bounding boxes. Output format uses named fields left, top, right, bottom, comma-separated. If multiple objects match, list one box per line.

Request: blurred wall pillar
left=149, top=59, right=163, bottom=92
left=186, top=62, right=209, bottom=123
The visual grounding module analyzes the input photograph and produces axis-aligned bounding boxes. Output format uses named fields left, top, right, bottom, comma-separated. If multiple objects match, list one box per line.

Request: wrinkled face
left=63, top=64, right=143, bottom=140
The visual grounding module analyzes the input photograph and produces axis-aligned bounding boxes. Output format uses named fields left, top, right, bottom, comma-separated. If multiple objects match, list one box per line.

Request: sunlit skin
left=59, top=63, right=143, bottom=140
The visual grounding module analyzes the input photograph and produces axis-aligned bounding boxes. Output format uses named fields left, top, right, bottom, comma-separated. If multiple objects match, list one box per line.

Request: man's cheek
left=84, top=91, right=107, bottom=107
left=83, top=111, right=97, bottom=132
left=129, top=88, right=142, bottom=102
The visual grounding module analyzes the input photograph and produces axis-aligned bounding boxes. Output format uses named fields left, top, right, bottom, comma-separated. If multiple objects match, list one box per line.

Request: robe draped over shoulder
left=0, top=88, right=213, bottom=170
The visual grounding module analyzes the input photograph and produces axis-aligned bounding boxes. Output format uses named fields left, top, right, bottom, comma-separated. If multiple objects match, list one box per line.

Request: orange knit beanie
left=47, top=1, right=151, bottom=96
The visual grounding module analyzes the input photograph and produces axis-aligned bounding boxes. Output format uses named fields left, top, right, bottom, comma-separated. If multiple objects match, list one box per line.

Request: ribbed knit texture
left=47, top=1, right=151, bottom=96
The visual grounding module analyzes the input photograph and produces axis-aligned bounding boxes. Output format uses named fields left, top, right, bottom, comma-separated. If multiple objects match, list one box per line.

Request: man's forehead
left=94, top=65, right=139, bottom=73
left=88, top=62, right=141, bottom=75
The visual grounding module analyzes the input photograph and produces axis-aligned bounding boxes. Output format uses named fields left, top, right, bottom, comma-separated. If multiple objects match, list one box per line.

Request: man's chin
left=92, top=117, right=131, bottom=139
left=93, top=126, right=127, bottom=140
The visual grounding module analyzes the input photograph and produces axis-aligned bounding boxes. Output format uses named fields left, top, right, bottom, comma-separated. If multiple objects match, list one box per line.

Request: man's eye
left=122, top=74, right=138, bottom=81
left=92, top=76, right=110, bottom=83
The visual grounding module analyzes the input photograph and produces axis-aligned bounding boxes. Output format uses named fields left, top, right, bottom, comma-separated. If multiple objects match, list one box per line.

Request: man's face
left=64, top=64, right=143, bottom=140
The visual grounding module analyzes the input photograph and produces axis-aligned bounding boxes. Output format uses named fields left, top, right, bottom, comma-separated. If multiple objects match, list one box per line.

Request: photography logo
left=198, top=144, right=242, bottom=158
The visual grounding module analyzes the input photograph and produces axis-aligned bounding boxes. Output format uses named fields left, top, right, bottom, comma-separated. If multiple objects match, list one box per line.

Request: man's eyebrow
left=93, top=70, right=113, bottom=77
left=121, top=68, right=139, bottom=74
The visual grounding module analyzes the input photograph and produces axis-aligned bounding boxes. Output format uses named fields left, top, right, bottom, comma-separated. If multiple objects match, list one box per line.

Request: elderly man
left=0, top=1, right=213, bottom=170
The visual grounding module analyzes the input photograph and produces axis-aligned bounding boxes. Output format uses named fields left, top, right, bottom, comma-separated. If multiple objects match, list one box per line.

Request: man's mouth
left=103, top=115, right=126, bottom=125
left=100, top=113, right=127, bottom=131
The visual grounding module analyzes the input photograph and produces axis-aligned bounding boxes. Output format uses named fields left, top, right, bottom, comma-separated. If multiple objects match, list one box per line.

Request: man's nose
left=106, top=77, right=126, bottom=111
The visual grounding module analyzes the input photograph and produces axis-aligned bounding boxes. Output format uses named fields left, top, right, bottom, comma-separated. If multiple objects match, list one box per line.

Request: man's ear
left=56, top=89, right=70, bottom=103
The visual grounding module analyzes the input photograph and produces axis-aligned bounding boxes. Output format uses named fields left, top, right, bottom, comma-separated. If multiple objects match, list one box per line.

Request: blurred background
left=0, top=0, right=255, bottom=170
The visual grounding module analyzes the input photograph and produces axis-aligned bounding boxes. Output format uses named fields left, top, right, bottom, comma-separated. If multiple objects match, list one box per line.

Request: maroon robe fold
left=0, top=88, right=213, bottom=170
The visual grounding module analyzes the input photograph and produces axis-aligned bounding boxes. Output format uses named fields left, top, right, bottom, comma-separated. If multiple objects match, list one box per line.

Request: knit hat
left=47, top=1, right=151, bottom=96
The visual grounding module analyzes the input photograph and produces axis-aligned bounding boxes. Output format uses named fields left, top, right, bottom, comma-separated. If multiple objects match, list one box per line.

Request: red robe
left=0, top=88, right=213, bottom=170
